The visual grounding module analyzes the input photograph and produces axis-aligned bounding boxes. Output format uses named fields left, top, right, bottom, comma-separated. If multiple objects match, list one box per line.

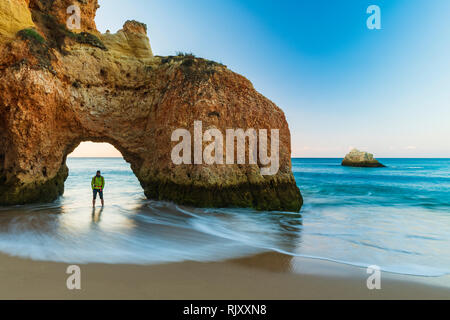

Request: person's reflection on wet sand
left=91, top=207, right=104, bottom=224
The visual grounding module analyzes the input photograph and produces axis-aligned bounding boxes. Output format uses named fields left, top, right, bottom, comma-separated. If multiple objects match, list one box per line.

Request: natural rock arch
left=0, top=0, right=302, bottom=212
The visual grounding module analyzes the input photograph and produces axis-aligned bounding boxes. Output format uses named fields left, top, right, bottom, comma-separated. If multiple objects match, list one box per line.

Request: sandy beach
left=0, top=252, right=448, bottom=300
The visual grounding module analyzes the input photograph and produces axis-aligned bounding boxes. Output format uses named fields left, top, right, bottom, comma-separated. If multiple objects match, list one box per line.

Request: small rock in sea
left=342, top=149, right=385, bottom=168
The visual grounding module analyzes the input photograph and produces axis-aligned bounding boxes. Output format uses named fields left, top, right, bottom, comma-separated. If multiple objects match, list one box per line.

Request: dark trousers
left=93, top=189, right=104, bottom=200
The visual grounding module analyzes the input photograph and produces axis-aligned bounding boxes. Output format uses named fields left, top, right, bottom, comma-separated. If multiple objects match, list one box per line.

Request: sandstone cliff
left=0, top=0, right=35, bottom=39
left=0, top=0, right=302, bottom=212
left=342, top=149, right=385, bottom=168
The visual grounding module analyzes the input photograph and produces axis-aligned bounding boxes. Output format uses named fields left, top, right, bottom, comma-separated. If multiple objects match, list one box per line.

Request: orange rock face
left=0, top=0, right=303, bottom=211
left=29, top=0, right=99, bottom=34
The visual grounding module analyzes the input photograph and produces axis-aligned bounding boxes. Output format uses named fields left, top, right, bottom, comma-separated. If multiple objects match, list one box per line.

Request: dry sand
left=0, top=252, right=449, bottom=300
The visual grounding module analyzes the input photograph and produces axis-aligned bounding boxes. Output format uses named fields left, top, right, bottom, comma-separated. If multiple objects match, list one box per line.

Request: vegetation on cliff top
left=159, top=52, right=224, bottom=67
left=14, top=8, right=107, bottom=72
left=156, top=52, right=226, bottom=83
left=30, top=9, right=107, bottom=52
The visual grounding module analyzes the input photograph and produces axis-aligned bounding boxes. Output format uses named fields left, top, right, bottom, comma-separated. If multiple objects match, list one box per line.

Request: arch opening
left=68, top=142, right=123, bottom=158
left=64, top=142, right=145, bottom=207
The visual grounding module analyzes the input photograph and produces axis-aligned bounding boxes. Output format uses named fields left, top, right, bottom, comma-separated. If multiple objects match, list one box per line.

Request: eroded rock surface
left=342, top=149, right=385, bottom=168
left=0, top=0, right=302, bottom=212
left=0, top=0, right=35, bottom=39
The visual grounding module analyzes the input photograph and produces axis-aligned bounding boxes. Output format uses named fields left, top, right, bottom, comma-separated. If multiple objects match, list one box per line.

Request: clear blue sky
left=93, top=0, right=450, bottom=157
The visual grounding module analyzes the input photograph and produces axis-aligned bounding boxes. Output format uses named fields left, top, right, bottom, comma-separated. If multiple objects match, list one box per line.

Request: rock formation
left=0, top=0, right=302, bottom=212
left=0, top=0, right=35, bottom=39
left=342, top=149, right=385, bottom=168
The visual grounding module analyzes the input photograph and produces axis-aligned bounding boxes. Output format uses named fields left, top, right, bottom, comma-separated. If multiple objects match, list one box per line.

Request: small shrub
left=176, top=52, right=196, bottom=58
left=181, top=58, right=195, bottom=67
left=17, top=28, right=54, bottom=73
left=72, top=80, right=81, bottom=88
left=17, top=28, right=45, bottom=44
left=71, top=32, right=107, bottom=51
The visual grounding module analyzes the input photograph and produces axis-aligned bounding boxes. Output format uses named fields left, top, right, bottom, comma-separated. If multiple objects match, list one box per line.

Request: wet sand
left=0, top=252, right=449, bottom=300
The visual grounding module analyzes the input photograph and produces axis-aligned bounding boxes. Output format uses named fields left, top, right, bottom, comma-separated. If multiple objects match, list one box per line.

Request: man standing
left=92, top=170, right=105, bottom=207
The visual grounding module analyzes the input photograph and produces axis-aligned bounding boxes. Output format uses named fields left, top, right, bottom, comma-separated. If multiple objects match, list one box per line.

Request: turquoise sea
left=0, top=158, right=448, bottom=277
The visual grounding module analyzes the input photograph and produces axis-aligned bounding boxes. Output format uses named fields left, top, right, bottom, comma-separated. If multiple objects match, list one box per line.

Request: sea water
left=0, top=158, right=448, bottom=277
